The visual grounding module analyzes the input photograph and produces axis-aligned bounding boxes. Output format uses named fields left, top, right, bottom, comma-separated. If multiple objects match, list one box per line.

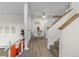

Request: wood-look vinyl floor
left=28, top=37, right=48, bottom=57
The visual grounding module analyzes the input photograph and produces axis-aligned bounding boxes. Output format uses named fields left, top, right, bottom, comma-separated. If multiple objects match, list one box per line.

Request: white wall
left=0, top=15, right=24, bottom=34
left=31, top=17, right=57, bottom=36
left=46, top=18, right=61, bottom=48
left=0, top=15, right=24, bottom=47
left=70, top=2, right=79, bottom=10
left=61, top=17, right=79, bottom=57
left=0, top=15, right=23, bottom=24
left=59, top=2, right=79, bottom=57
left=31, top=18, right=47, bottom=36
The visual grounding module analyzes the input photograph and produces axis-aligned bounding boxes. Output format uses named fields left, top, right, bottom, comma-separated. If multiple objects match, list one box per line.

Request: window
left=0, top=26, right=3, bottom=33
left=11, top=26, right=16, bottom=34
left=5, top=26, right=9, bottom=34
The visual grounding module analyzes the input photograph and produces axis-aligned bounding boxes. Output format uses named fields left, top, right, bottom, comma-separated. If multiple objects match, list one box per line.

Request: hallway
left=19, top=36, right=53, bottom=57
left=28, top=36, right=48, bottom=57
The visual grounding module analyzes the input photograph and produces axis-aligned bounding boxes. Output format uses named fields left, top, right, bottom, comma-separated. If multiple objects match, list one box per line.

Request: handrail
left=47, top=9, right=73, bottom=30
left=58, top=13, right=79, bottom=30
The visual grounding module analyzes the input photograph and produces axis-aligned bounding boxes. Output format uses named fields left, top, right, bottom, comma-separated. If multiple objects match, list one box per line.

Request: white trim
left=48, top=35, right=61, bottom=46
left=59, top=34, right=62, bottom=57
left=25, top=47, right=29, bottom=50
left=47, top=34, right=62, bottom=57
left=48, top=35, right=60, bottom=50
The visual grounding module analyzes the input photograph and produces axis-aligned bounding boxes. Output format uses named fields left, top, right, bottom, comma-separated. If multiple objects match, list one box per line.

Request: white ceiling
left=29, top=2, right=70, bottom=18
left=0, top=2, right=70, bottom=16
left=0, top=2, right=25, bottom=15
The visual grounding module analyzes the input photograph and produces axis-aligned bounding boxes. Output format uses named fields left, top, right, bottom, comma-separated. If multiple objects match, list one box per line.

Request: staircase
left=47, top=7, right=79, bottom=57
left=50, top=39, right=59, bottom=57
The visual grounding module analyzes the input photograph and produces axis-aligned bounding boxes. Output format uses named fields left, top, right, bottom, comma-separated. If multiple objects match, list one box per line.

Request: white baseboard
left=25, top=47, right=29, bottom=50
left=47, top=45, right=50, bottom=49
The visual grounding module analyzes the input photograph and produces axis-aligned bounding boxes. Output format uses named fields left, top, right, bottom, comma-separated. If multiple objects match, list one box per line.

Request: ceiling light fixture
left=42, top=12, right=46, bottom=18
